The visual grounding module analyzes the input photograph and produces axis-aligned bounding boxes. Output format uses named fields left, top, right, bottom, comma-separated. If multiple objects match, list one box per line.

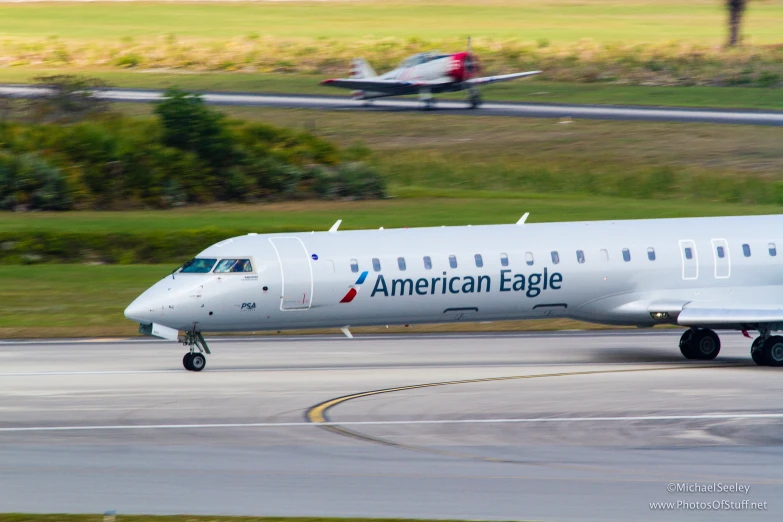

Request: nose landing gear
left=181, top=330, right=210, bottom=372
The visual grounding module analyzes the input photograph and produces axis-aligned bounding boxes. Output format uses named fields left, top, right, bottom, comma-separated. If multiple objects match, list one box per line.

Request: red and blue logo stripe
left=340, top=271, right=369, bottom=303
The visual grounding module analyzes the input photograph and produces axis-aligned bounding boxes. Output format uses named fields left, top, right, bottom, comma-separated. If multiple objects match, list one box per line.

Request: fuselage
left=379, top=52, right=474, bottom=83
left=124, top=215, right=783, bottom=333
left=355, top=52, right=477, bottom=100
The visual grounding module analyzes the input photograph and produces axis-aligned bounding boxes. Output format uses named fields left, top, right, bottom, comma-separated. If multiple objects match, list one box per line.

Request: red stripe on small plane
left=340, top=288, right=358, bottom=303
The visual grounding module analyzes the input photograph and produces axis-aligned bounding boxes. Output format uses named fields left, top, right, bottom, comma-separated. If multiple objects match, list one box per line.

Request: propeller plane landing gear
left=181, top=330, right=210, bottom=371
left=679, top=328, right=721, bottom=360
left=467, top=88, right=482, bottom=109
left=419, top=88, right=435, bottom=110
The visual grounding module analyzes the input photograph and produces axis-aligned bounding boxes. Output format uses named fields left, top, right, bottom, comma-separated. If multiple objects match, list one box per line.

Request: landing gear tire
left=181, top=331, right=211, bottom=372
left=189, top=353, right=206, bottom=372
left=679, top=329, right=696, bottom=359
left=762, top=335, right=783, bottom=367
left=680, top=328, right=720, bottom=360
left=468, top=94, right=482, bottom=109
left=751, top=336, right=767, bottom=366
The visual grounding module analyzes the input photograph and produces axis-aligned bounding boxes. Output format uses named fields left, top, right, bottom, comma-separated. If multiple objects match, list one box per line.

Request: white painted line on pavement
left=2, top=412, right=781, bottom=433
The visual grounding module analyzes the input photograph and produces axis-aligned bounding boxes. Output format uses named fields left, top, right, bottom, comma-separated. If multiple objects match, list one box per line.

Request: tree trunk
left=727, top=0, right=747, bottom=47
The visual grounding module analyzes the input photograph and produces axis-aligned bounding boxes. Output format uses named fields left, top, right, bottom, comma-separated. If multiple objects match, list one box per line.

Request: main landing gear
left=181, top=330, right=210, bottom=372
left=679, top=328, right=721, bottom=360
left=749, top=332, right=783, bottom=367
left=678, top=327, right=783, bottom=366
left=467, top=88, right=482, bottom=109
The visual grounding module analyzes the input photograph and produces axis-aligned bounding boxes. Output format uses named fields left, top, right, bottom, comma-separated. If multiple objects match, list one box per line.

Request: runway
left=1, top=330, right=782, bottom=520
left=2, top=84, right=783, bottom=126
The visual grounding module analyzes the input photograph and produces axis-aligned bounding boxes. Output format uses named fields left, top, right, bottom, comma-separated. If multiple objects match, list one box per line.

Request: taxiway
left=0, top=331, right=781, bottom=520
left=2, top=85, right=783, bottom=126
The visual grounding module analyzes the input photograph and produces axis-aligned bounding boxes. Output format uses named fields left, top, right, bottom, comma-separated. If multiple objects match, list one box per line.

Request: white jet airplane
left=126, top=214, right=783, bottom=371
left=319, top=40, right=541, bottom=109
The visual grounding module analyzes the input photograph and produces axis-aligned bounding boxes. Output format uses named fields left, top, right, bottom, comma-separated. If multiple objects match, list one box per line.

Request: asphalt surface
left=2, top=85, right=783, bottom=126
left=1, top=330, right=782, bottom=521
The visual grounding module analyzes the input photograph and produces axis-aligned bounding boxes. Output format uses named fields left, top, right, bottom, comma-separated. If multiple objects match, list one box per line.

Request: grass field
left=3, top=69, right=782, bottom=110
left=202, top=106, right=783, bottom=205
left=0, top=1, right=779, bottom=44
left=3, top=197, right=783, bottom=235
left=0, top=1, right=780, bottom=85
left=0, top=513, right=490, bottom=522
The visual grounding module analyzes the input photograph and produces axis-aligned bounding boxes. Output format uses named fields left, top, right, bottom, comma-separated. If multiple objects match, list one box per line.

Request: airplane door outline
left=268, top=237, right=314, bottom=311
left=711, top=238, right=730, bottom=279
left=678, top=240, right=699, bottom=280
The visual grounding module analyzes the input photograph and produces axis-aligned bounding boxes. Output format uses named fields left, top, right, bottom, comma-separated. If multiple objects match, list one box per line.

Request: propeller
left=464, top=36, right=479, bottom=78
left=464, top=36, right=481, bottom=108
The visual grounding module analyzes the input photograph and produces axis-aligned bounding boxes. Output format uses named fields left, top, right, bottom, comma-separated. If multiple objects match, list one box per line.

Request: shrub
left=30, top=74, right=111, bottom=122
left=114, top=53, right=143, bottom=68
left=0, top=90, right=385, bottom=209
left=0, top=153, right=70, bottom=210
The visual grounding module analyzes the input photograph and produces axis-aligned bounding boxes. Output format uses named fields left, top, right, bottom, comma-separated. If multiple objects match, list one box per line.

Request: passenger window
left=600, top=249, right=609, bottom=262
left=500, top=253, right=509, bottom=267
left=474, top=254, right=483, bottom=268
left=525, top=252, right=534, bottom=266
left=449, top=255, right=458, bottom=269
left=576, top=250, right=585, bottom=264
left=350, top=259, right=359, bottom=273
left=372, top=258, right=381, bottom=272
left=770, top=243, right=777, bottom=257
left=716, top=246, right=725, bottom=259
left=622, top=249, right=631, bottom=262
left=684, top=247, right=693, bottom=260
left=214, top=259, right=253, bottom=273
left=551, top=251, right=560, bottom=265
left=423, top=256, right=432, bottom=270
left=647, top=248, right=656, bottom=261
left=180, top=258, right=217, bottom=273
left=743, top=244, right=751, bottom=257
left=398, top=257, right=406, bottom=271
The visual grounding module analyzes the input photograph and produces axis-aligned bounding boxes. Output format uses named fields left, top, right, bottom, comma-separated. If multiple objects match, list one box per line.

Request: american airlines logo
left=340, top=271, right=369, bottom=303
left=341, top=268, right=563, bottom=302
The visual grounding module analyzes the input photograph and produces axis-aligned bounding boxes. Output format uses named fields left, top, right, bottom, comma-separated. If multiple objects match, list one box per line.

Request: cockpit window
left=400, top=52, right=446, bottom=68
left=179, top=258, right=217, bottom=273
left=214, top=259, right=253, bottom=273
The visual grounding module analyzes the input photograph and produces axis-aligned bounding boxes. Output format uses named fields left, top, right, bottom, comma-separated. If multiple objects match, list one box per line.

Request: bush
left=154, top=89, right=235, bottom=168
left=0, top=153, right=70, bottom=210
left=30, top=74, right=111, bottom=122
left=0, top=90, right=386, bottom=209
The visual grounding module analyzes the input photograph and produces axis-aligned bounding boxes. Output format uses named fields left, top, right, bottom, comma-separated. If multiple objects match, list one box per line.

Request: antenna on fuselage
left=329, top=219, right=342, bottom=232
left=516, top=212, right=530, bottom=225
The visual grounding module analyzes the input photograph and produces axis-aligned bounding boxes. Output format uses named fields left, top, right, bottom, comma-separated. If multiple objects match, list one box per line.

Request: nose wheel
left=181, top=330, right=210, bottom=372
left=183, top=352, right=206, bottom=372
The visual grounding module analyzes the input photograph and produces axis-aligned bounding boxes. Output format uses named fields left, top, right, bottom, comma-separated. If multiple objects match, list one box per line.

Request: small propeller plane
left=320, top=39, right=541, bottom=109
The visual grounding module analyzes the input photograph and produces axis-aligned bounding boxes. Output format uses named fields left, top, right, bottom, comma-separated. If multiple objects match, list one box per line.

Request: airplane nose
left=124, top=296, right=154, bottom=324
